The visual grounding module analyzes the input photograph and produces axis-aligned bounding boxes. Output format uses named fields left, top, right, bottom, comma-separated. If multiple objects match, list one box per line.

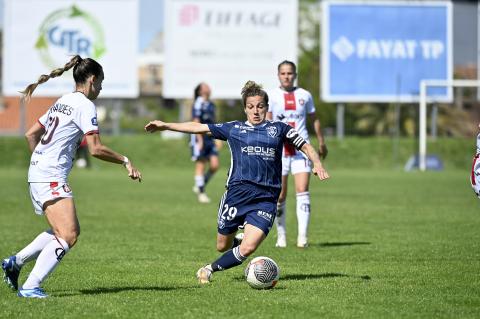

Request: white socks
left=275, top=201, right=287, bottom=237
left=15, top=231, right=55, bottom=267
left=296, top=192, right=310, bottom=238
left=195, top=175, right=205, bottom=190
left=22, top=237, right=69, bottom=290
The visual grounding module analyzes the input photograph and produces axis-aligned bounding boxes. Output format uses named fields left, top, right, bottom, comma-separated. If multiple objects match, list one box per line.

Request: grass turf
left=1, top=163, right=479, bottom=318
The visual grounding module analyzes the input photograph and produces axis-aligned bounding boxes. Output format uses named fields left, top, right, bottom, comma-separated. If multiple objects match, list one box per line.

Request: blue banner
left=322, top=2, right=452, bottom=102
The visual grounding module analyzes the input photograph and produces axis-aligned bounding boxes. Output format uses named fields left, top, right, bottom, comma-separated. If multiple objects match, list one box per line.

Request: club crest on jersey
left=267, top=126, right=278, bottom=138
left=91, top=117, right=98, bottom=126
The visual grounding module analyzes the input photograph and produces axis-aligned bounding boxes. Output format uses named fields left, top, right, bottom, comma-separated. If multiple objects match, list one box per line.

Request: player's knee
left=56, top=227, right=80, bottom=248
left=239, top=242, right=257, bottom=257
left=216, top=241, right=229, bottom=252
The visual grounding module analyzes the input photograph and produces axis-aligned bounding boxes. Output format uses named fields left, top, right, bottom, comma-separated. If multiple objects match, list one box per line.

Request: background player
left=191, top=83, right=220, bottom=203
left=1, top=55, right=142, bottom=298
left=145, top=80, right=329, bottom=284
left=267, top=60, right=328, bottom=248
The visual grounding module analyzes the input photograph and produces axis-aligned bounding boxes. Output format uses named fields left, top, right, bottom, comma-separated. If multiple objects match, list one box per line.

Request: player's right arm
left=25, top=122, right=46, bottom=152
left=85, top=133, right=142, bottom=182
left=145, top=121, right=210, bottom=134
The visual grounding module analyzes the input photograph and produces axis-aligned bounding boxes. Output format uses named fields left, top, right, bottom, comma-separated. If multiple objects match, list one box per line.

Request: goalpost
left=419, top=79, right=480, bottom=171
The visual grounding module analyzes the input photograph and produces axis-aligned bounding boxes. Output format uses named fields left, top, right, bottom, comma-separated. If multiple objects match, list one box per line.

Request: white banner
left=164, top=0, right=298, bottom=99
left=3, top=0, right=139, bottom=98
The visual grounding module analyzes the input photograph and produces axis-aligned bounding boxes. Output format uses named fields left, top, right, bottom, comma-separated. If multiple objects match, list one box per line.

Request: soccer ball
left=244, top=256, right=280, bottom=289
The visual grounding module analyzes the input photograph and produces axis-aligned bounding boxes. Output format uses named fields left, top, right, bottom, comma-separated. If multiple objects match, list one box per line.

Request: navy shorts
left=191, top=138, right=218, bottom=161
left=217, top=183, right=280, bottom=236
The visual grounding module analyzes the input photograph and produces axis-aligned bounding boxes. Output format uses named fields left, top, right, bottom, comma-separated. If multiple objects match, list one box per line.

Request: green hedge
left=0, top=135, right=475, bottom=170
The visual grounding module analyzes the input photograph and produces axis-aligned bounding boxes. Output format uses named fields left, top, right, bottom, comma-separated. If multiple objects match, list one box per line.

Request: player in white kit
left=471, top=125, right=480, bottom=198
left=1, top=55, right=142, bottom=298
left=267, top=61, right=328, bottom=248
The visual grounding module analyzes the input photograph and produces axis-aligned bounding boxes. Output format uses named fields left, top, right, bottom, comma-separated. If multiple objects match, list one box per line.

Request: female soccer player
left=471, top=124, right=480, bottom=198
left=267, top=60, right=328, bottom=248
left=190, top=83, right=220, bottom=203
left=145, top=81, right=329, bottom=284
left=1, top=55, right=142, bottom=298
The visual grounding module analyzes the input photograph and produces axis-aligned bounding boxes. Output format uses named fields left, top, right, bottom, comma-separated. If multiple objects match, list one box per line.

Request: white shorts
left=29, top=182, right=73, bottom=215
left=282, top=154, right=311, bottom=176
left=471, top=154, right=480, bottom=198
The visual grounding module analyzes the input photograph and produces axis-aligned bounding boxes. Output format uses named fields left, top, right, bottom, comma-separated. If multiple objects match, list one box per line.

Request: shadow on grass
left=316, top=242, right=371, bottom=247
left=282, top=273, right=371, bottom=281
left=234, top=273, right=371, bottom=282
left=54, top=285, right=197, bottom=297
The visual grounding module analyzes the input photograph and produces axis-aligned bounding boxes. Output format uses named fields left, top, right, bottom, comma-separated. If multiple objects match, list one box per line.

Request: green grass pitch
left=1, top=139, right=479, bottom=317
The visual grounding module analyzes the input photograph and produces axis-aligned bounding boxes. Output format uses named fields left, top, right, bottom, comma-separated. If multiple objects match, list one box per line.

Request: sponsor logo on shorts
left=218, top=218, right=225, bottom=229
left=215, top=123, right=223, bottom=127
left=257, top=210, right=273, bottom=221
left=91, top=117, right=98, bottom=126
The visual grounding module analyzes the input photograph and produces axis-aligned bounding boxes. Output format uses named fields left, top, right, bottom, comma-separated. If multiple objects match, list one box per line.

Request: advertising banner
left=322, top=1, right=452, bottom=102
left=3, top=0, right=139, bottom=98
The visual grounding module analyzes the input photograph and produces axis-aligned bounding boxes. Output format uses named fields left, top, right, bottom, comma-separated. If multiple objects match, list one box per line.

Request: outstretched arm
left=145, top=120, right=210, bottom=134
left=300, top=143, right=329, bottom=180
left=85, top=133, right=142, bottom=182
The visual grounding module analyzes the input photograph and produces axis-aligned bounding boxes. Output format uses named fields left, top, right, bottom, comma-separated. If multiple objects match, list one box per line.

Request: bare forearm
left=301, top=143, right=323, bottom=168
left=313, top=119, right=325, bottom=145
left=165, top=122, right=210, bottom=134
left=25, top=135, right=40, bottom=152
left=90, top=145, right=124, bottom=164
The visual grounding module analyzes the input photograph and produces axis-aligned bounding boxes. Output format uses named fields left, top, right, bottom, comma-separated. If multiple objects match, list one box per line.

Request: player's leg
left=197, top=225, right=266, bottom=284
left=204, top=154, right=219, bottom=186
left=2, top=230, right=55, bottom=291
left=194, top=160, right=211, bottom=203
left=275, top=157, right=290, bottom=247
left=293, top=170, right=311, bottom=248
left=19, top=197, right=79, bottom=298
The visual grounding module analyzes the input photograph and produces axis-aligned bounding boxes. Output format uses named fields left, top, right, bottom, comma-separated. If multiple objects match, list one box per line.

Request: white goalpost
left=419, top=79, right=480, bottom=171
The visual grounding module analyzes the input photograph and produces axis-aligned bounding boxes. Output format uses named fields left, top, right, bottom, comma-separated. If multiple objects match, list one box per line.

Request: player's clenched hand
left=125, top=162, right=142, bottom=182
left=145, top=120, right=166, bottom=133
left=312, top=166, right=329, bottom=180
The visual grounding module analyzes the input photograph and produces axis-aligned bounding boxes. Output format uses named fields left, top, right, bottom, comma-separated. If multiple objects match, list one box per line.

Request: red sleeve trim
left=37, top=120, right=45, bottom=128
left=84, top=130, right=100, bottom=136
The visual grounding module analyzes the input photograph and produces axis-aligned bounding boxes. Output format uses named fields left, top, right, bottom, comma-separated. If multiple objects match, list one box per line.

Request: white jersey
left=28, top=92, right=99, bottom=182
left=268, top=87, right=315, bottom=156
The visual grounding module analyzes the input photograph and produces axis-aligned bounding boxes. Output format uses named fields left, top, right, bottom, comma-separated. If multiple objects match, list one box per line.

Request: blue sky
left=0, top=0, right=164, bottom=52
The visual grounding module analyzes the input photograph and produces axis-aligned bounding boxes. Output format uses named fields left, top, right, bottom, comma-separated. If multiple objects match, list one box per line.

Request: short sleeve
left=37, top=111, right=49, bottom=128
left=207, top=121, right=236, bottom=141
left=305, top=91, right=316, bottom=114
left=75, top=101, right=99, bottom=135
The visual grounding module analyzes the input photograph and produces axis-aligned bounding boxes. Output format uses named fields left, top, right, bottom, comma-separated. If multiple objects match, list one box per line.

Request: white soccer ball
left=245, top=256, right=280, bottom=289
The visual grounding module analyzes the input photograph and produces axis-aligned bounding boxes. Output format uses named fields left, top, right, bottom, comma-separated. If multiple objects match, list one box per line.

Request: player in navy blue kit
left=190, top=83, right=219, bottom=203
left=145, top=81, right=329, bottom=284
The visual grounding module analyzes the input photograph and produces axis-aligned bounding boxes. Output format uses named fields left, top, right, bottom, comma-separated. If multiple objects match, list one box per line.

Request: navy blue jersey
left=208, top=120, right=306, bottom=190
left=192, top=97, right=215, bottom=124
left=191, top=96, right=216, bottom=147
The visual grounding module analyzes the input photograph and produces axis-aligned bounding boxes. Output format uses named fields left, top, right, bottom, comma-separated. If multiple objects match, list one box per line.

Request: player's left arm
left=300, top=142, right=329, bottom=180
left=25, top=122, right=46, bottom=152
left=285, top=126, right=329, bottom=180
left=308, top=113, right=328, bottom=160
